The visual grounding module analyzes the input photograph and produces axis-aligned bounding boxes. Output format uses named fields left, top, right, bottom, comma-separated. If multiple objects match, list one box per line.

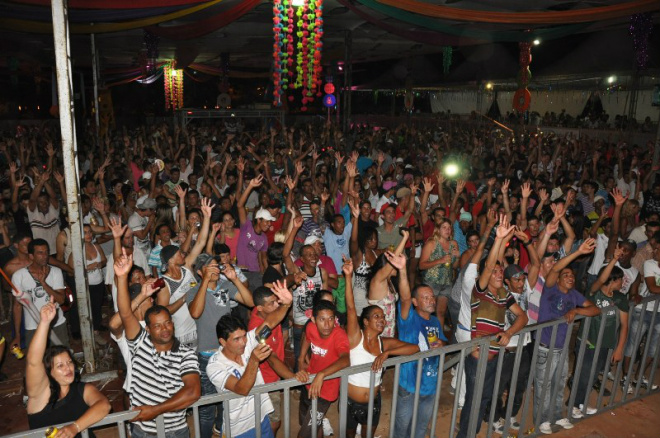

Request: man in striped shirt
left=114, top=250, right=201, bottom=438
left=457, top=215, right=528, bottom=438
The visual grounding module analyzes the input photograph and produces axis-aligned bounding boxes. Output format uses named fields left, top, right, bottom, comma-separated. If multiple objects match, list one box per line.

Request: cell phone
left=257, top=326, right=272, bottom=344
left=153, top=278, right=166, bottom=289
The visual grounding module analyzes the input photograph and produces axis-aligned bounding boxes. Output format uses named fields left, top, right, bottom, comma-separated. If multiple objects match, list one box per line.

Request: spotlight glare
left=607, top=76, right=616, bottom=84
left=533, top=39, right=540, bottom=46
left=485, top=82, right=493, bottom=90
left=444, top=163, right=459, bottom=177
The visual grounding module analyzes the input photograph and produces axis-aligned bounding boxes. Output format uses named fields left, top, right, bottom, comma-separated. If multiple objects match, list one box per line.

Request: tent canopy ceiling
left=0, top=0, right=659, bottom=87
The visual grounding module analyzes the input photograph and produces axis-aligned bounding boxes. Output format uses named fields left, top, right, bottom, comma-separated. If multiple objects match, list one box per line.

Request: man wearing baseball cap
left=374, top=180, right=398, bottom=215
left=236, top=175, right=273, bottom=273
left=129, top=196, right=157, bottom=256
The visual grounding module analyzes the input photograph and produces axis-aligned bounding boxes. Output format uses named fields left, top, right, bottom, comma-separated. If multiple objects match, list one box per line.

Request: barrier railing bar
left=518, top=326, right=542, bottom=435
left=623, top=305, right=647, bottom=399
left=485, top=346, right=506, bottom=438
left=283, top=387, right=291, bottom=438
left=409, top=357, right=424, bottom=438
left=582, top=311, right=608, bottom=411
left=311, top=395, right=318, bottom=438
left=449, top=348, right=465, bottom=437
left=428, top=352, right=445, bottom=438
left=254, top=392, right=262, bottom=438
left=466, top=340, right=489, bottom=438
left=339, top=375, right=348, bottom=438
left=502, top=338, right=525, bottom=435
left=192, top=405, right=200, bottom=438
left=635, top=299, right=660, bottom=398
left=387, top=363, right=400, bottom=438
left=366, top=370, right=376, bottom=438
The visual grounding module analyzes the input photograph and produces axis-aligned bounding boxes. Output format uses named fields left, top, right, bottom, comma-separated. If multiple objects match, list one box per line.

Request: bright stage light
left=533, top=39, right=540, bottom=46
left=444, top=163, right=459, bottom=178
left=607, top=76, right=616, bottom=84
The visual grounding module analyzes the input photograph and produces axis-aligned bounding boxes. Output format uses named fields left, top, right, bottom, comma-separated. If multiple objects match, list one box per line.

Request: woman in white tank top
left=343, top=257, right=419, bottom=438
left=68, top=225, right=107, bottom=337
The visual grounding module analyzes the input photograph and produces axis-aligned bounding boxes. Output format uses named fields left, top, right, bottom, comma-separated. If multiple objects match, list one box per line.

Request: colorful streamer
left=9, top=0, right=209, bottom=9
left=0, top=0, right=225, bottom=34
left=146, top=0, right=260, bottom=40
left=354, top=0, right=588, bottom=42
left=375, top=0, right=660, bottom=24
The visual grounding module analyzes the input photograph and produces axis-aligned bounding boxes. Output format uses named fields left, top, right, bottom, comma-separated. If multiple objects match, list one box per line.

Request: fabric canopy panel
left=10, top=0, right=209, bottom=8
left=599, top=90, right=660, bottom=122
left=430, top=91, right=481, bottom=115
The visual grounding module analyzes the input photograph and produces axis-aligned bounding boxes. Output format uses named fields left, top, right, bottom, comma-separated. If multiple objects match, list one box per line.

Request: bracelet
left=73, top=422, right=81, bottom=433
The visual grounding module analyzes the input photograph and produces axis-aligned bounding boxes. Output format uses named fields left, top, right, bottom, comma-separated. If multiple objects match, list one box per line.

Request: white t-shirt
left=128, top=212, right=152, bottom=256
left=110, top=321, right=147, bottom=391
left=587, top=233, right=609, bottom=276
left=12, top=266, right=66, bottom=330
left=628, top=224, right=648, bottom=245
left=459, top=263, right=478, bottom=329
left=616, top=261, right=639, bottom=296
left=207, top=329, right=274, bottom=437
left=639, top=259, right=660, bottom=312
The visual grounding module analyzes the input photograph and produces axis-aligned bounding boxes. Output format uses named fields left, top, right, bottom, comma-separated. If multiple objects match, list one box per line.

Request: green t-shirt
left=584, top=289, right=628, bottom=349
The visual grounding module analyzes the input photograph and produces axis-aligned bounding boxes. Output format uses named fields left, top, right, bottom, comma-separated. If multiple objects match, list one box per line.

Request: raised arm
left=237, top=175, right=263, bottom=226
left=605, top=188, right=627, bottom=260
left=478, top=214, right=515, bottom=290
left=342, top=257, right=361, bottom=348
left=184, top=197, right=215, bottom=266
left=26, top=297, right=57, bottom=400
left=545, top=238, right=596, bottom=289
left=590, top=247, right=623, bottom=293
left=420, top=177, right=437, bottom=227
left=114, top=251, right=142, bottom=340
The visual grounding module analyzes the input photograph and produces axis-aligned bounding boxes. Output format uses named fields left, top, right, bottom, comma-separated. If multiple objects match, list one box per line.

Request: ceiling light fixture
left=608, top=76, right=616, bottom=84
left=533, top=39, right=540, bottom=46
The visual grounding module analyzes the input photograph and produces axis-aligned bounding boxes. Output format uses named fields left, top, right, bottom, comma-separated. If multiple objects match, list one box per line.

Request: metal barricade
left=4, top=296, right=659, bottom=438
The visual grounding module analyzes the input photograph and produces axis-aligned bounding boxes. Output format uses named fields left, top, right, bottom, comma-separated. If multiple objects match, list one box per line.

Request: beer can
left=45, top=426, right=58, bottom=438
left=11, top=344, right=24, bottom=360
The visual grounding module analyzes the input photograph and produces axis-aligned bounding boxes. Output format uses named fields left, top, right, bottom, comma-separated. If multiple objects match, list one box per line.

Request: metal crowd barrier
left=5, top=295, right=660, bottom=438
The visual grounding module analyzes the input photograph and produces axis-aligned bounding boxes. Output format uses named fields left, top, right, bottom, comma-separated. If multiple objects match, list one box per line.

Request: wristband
left=73, top=422, right=81, bottom=433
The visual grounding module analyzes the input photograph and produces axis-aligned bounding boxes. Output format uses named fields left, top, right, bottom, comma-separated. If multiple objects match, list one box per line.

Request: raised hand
left=113, top=249, right=134, bottom=277
left=501, top=179, right=510, bottom=195
left=348, top=199, right=360, bottom=219
left=346, top=161, right=358, bottom=178
left=174, top=185, right=187, bottom=201
left=456, top=179, right=466, bottom=194
left=45, top=142, right=55, bottom=157
left=341, top=256, right=354, bottom=277
left=545, top=218, right=560, bottom=235
left=513, top=227, right=529, bottom=244
left=92, top=197, right=105, bottom=213
left=200, top=197, right=215, bottom=217
left=249, top=175, right=264, bottom=189
left=236, top=157, right=246, bottom=173
left=521, top=182, right=533, bottom=199
left=295, top=161, right=304, bottom=176
left=495, top=214, right=515, bottom=238
left=550, top=202, right=567, bottom=220
left=284, top=176, right=296, bottom=192
left=40, top=296, right=57, bottom=324
left=538, top=188, right=549, bottom=203
left=610, top=187, right=627, bottom=206
left=109, top=217, right=128, bottom=239
left=334, top=151, right=344, bottom=165
left=223, top=265, right=238, bottom=282
left=350, top=151, right=359, bottom=163
left=422, top=177, right=435, bottom=193
left=270, top=279, right=293, bottom=306
left=385, top=251, right=406, bottom=270
left=142, top=278, right=162, bottom=298
left=8, top=162, right=17, bottom=174
left=578, top=238, right=597, bottom=255
left=487, top=177, right=497, bottom=188
left=613, top=245, right=624, bottom=261
left=293, top=216, right=304, bottom=228
left=320, top=188, right=330, bottom=204
left=487, top=208, right=498, bottom=227
left=211, top=222, right=223, bottom=234
left=53, top=170, right=64, bottom=184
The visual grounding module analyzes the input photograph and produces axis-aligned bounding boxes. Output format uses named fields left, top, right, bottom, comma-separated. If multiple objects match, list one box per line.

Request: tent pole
left=52, top=0, right=96, bottom=370
left=91, top=33, right=100, bottom=150
left=651, top=109, right=660, bottom=185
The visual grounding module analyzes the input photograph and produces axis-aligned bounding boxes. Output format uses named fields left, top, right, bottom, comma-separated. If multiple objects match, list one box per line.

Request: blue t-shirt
left=323, top=221, right=352, bottom=273
left=453, top=221, right=467, bottom=254
left=356, top=156, right=374, bottom=175
left=397, top=301, right=447, bottom=395
left=538, top=284, right=586, bottom=349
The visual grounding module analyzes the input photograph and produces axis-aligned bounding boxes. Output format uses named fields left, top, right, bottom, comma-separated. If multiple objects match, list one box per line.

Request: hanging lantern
left=323, top=94, right=335, bottom=107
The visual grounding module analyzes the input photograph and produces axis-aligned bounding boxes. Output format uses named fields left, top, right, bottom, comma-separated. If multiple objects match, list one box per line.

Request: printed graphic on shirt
left=310, top=343, right=328, bottom=357
left=549, top=294, right=576, bottom=314
left=212, top=288, right=230, bottom=307
left=416, top=331, right=439, bottom=377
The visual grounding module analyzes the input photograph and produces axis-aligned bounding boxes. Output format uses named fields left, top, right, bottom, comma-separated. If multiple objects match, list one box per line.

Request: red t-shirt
left=266, top=213, right=284, bottom=244
left=422, top=219, right=435, bottom=243
left=306, top=323, right=349, bottom=401
left=247, top=308, right=285, bottom=384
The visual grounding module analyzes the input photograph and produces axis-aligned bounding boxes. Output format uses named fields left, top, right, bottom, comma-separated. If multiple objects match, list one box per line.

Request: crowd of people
left=0, top=119, right=659, bottom=438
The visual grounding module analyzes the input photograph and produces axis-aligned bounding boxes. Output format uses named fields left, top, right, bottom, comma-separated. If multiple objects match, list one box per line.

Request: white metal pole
left=51, top=0, right=96, bottom=370
left=91, top=33, right=100, bottom=149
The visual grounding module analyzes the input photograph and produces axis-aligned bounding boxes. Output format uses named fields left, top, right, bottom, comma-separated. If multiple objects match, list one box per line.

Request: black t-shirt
left=262, top=265, right=284, bottom=285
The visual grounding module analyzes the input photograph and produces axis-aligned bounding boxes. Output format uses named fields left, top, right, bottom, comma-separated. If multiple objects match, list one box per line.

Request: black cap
left=160, top=245, right=180, bottom=268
